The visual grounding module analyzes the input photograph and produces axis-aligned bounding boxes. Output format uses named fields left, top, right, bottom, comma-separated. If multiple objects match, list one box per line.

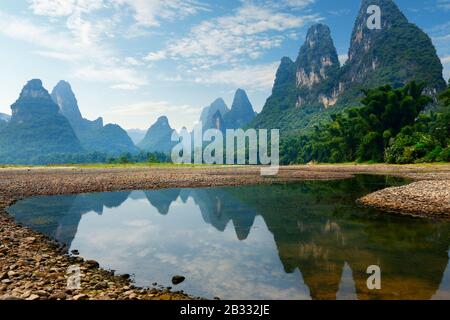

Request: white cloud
left=0, top=8, right=147, bottom=89
left=28, top=0, right=208, bottom=27
left=28, top=0, right=105, bottom=17
left=124, top=57, right=144, bottom=66
left=441, top=56, right=450, bottom=64
left=144, top=51, right=167, bottom=62
left=248, top=0, right=316, bottom=10
left=0, top=11, right=80, bottom=54
left=112, top=0, right=208, bottom=27
left=437, top=0, right=450, bottom=10
left=73, top=65, right=148, bottom=88
left=110, top=83, right=140, bottom=90
left=18, top=0, right=214, bottom=91
left=151, top=4, right=320, bottom=68
left=193, top=62, right=278, bottom=91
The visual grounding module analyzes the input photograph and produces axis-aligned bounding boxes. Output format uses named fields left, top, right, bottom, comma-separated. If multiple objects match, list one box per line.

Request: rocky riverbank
left=358, top=180, right=450, bottom=218
left=1, top=164, right=450, bottom=300
left=0, top=213, right=194, bottom=300
left=0, top=165, right=352, bottom=301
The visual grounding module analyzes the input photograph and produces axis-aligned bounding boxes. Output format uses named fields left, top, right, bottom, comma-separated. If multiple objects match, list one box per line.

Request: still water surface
left=8, top=175, right=450, bottom=300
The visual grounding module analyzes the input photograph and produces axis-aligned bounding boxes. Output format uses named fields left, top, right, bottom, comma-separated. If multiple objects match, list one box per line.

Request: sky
left=0, top=0, right=449, bottom=131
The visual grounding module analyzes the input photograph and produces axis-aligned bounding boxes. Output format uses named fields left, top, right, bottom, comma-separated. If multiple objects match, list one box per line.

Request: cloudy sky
left=0, top=0, right=449, bottom=130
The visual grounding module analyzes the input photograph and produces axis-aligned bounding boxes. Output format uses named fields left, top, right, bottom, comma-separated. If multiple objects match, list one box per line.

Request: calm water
left=8, top=175, right=450, bottom=300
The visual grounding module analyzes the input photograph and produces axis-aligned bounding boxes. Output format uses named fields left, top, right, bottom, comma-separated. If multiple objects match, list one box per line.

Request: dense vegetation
left=1, top=151, right=172, bottom=166
left=281, top=81, right=450, bottom=164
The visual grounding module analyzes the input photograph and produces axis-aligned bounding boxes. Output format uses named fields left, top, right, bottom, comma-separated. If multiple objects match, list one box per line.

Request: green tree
left=280, top=81, right=435, bottom=164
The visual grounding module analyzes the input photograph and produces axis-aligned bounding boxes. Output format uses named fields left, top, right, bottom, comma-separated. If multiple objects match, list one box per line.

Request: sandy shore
left=1, top=164, right=450, bottom=300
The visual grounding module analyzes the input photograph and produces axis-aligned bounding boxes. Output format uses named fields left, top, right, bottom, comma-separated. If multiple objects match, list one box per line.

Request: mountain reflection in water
left=8, top=175, right=450, bottom=300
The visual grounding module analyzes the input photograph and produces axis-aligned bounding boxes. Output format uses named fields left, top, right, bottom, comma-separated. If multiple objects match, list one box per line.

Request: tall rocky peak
left=0, top=79, right=83, bottom=162
left=51, top=80, right=83, bottom=123
left=138, top=116, right=176, bottom=153
left=343, top=0, right=446, bottom=91
left=200, top=98, right=229, bottom=130
left=296, top=24, right=340, bottom=89
left=11, top=79, right=59, bottom=119
left=251, top=0, right=446, bottom=132
left=252, top=57, right=297, bottom=129
left=154, top=116, right=171, bottom=129
left=348, top=0, right=407, bottom=62
left=231, top=89, right=253, bottom=114
left=276, top=57, right=296, bottom=91
left=224, top=89, right=256, bottom=129
left=48, top=80, right=135, bottom=155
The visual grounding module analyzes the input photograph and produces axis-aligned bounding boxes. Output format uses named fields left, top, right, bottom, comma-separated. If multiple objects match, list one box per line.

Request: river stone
left=93, top=282, right=108, bottom=290
left=73, top=294, right=88, bottom=300
left=26, top=294, right=40, bottom=301
left=1, top=295, right=23, bottom=300
left=49, top=292, right=67, bottom=300
left=85, top=260, right=100, bottom=269
left=171, top=275, right=185, bottom=285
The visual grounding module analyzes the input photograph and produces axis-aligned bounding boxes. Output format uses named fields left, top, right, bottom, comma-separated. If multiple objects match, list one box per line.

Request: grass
left=0, top=162, right=448, bottom=170
left=0, top=162, right=234, bottom=169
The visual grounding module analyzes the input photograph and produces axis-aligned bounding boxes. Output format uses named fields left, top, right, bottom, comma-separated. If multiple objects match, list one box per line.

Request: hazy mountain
left=0, top=112, right=11, bottom=122
left=51, top=80, right=84, bottom=124
left=223, top=89, right=256, bottom=129
left=0, top=113, right=11, bottom=131
left=51, top=80, right=138, bottom=156
left=252, top=0, right=446, bottom=133
left=127, top=128, right=147, bottom=144
left=200, top=98, right=230, bottom=130
left=138, top=116, right=176, bottom=153
left=0, top=79, right=83, bottom=163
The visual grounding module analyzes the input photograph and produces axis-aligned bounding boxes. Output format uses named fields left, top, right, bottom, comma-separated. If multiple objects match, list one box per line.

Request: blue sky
left=0, top=0, right=449, bottom=130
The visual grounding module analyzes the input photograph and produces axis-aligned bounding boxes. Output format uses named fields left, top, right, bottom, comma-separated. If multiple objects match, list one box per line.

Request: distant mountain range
left=51, top=81, right=138, bottom=155
left=0, top=79, right=256, bottom=163
left=126, top=129, right=146, bottom=145
left=252, top=0, right=446, bottom=134
left=199, top=89, right=256, bottom=132
left=139, top=89, right=257, bottom=154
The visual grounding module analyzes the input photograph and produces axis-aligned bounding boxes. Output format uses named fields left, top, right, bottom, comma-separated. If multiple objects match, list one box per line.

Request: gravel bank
left=358, top=180, right=450, bottom=218
left=1, top=164, right=449, bottom=300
